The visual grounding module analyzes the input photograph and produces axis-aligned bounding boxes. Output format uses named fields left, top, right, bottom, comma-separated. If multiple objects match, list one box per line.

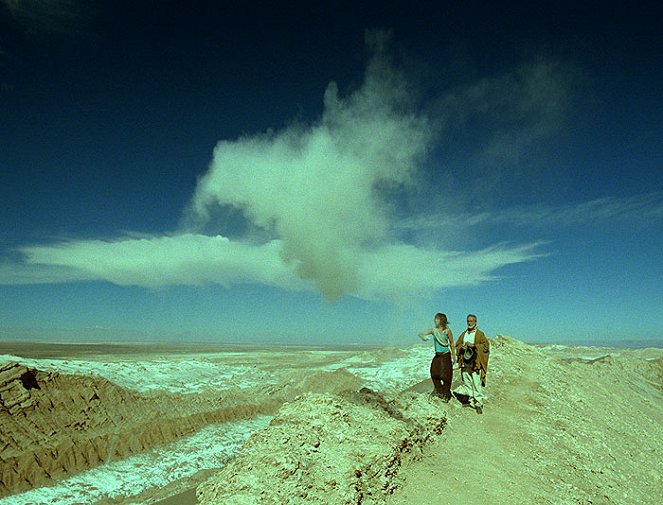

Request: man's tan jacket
left=455, top=329, right=490, bottom=386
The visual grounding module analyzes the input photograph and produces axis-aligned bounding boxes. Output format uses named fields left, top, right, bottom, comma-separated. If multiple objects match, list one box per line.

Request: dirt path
left=393, top=369, right=554, bottom=503
left=387, top=337, right=663, bottom=505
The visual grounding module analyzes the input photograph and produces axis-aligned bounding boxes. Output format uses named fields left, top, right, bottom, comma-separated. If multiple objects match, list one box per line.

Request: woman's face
left=435, top=317, right=442, bottom=327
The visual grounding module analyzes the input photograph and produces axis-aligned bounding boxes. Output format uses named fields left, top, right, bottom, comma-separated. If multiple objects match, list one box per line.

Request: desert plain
left=0, top=336, right=661, bottom=504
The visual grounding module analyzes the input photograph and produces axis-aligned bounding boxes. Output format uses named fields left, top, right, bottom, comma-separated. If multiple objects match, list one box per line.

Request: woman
left=418, top=313, right=455, bottom=402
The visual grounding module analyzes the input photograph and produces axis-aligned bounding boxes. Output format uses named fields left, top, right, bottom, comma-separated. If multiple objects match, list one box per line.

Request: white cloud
left=354, top=242, right=543, bottom=302
left=398, top=192, right=663, bottom=231
left=7, top=234, right=307, bottom=291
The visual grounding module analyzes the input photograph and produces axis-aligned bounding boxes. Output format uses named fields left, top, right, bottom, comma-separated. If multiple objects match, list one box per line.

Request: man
left=454, top=314, right=490, bottom=414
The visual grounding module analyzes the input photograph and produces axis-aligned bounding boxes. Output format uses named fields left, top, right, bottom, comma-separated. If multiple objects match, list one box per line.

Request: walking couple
left=418, top=313, right=490, bottom=414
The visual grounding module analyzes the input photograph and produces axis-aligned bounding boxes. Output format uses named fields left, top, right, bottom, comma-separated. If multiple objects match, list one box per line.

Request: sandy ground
left=157, top=487, right=197, bottom=505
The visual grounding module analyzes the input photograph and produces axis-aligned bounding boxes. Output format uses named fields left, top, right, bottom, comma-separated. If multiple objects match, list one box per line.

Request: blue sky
left=1, top=1, right=662, bottom=346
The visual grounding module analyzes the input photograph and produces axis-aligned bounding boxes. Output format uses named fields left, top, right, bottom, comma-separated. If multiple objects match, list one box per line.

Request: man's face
left=467, top=316, right=477, bottom=328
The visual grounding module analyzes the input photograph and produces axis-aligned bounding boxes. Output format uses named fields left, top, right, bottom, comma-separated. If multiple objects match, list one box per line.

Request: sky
left=1, top=1, right=662, bottom=346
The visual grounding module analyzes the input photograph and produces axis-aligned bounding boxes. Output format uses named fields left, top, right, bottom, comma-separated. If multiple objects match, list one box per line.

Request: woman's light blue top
left=433, top=328, right=450, bottom=353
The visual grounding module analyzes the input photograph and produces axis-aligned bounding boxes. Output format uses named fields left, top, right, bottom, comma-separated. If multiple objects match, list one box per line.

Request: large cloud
left=0, top=34, right=542, bottom=300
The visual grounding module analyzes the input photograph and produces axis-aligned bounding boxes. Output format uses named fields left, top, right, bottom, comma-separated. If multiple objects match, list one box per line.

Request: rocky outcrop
left=0, top=361, right=261, bottom=497
left=0, top=362, right=42, bottom=415
left=197, top=388, right=447, bottom=505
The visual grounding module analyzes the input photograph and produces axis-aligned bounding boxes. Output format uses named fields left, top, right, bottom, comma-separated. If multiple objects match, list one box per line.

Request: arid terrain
left=1, top=337, right=661, bottom=504
left=194, top=337, right=663, bottom=505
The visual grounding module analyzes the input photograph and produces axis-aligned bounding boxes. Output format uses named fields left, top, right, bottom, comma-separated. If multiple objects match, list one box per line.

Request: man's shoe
left=476, top=406, right=483, bottom=414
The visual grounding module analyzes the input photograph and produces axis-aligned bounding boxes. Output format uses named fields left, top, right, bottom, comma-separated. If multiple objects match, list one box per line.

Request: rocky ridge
left=197, top=388, right=447, bottom=505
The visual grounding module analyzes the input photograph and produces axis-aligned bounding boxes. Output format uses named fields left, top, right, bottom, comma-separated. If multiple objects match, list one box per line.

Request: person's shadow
left=452, top=391, right=471, bottom=405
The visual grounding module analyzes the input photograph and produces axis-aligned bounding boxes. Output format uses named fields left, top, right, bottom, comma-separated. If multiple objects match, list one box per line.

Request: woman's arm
left=418, top=328, right=433, bottom=341
left=447, top=329, right=456, bottom=362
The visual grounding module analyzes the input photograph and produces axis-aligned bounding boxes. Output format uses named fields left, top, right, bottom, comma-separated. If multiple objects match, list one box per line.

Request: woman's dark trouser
left=430, top=352, right=452, bottom=399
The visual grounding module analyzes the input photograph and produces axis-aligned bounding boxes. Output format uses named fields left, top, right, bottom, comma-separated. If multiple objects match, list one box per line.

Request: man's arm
left=479, top=331, right=490, bottom=353
left=455, top=332, right=464, bottom=354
